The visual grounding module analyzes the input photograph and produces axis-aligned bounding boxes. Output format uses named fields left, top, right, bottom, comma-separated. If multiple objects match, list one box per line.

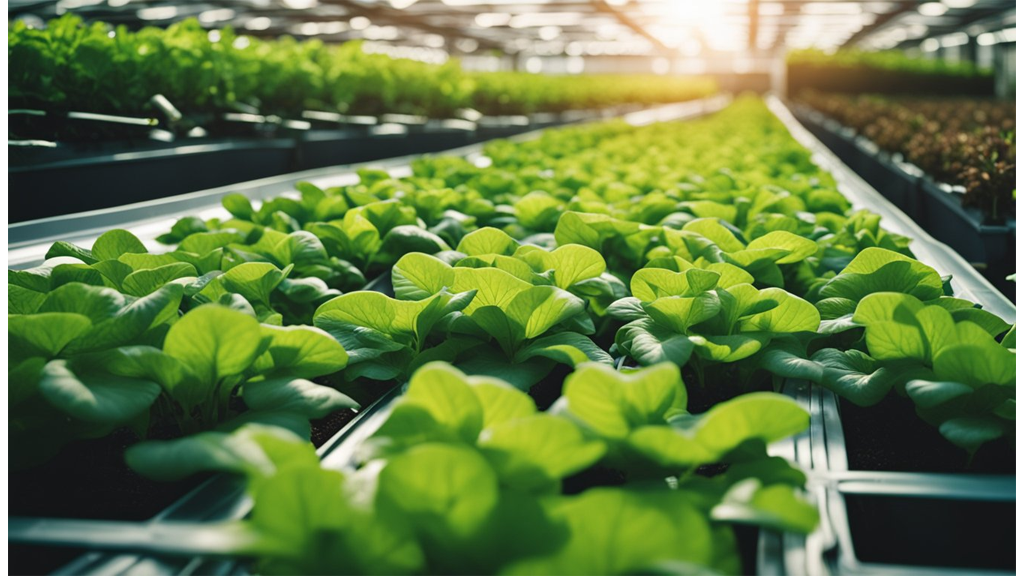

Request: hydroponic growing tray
left=7, top=94, right=1013, bottom=576
left=787, top=103, right=1016, bottom=301
left=9, top=105, right=653, bottom=224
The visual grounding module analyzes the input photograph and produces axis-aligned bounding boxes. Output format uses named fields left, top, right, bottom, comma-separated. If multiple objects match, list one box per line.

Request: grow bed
left=8, top=94, right=1013, bottom=576
left=786, top=101, right=1016, bottom=301
left=9, top=105, right=650, bottom=224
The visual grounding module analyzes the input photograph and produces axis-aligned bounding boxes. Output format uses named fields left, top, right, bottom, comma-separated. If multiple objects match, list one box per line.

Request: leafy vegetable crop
left=798, top=91, right=1015, bottom=221
left=8, top=96, right=1015, bottom=573
left=9, top=14, right=716, bottom=139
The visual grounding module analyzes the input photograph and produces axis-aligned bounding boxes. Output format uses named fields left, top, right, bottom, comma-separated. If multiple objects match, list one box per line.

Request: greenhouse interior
left=6, top=0, right=1018, bottom=574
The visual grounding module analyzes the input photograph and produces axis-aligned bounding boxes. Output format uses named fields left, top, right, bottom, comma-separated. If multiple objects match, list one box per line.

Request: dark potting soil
left=845, top=494, right=1014, bottom=570
left=310, top=408, right=359, bottom=448
left=10, top=406, right=364, bottom=523
left=839, top=395, right=1014, bottom=474
left=9, top=427, right=201, bottom=522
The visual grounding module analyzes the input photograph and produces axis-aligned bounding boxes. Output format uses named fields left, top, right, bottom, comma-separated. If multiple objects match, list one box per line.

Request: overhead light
left=760, top=3, right=784, bottom=16
left=108, top=0, right=130, bottom=6
left=455, top=38, right=479, bottom=52
left=538, top=26, right=561, bottom=41
left=244, top=17, right=272, bottom=31
left=350, top=16, right=371, bottom=30
left=509, top=12, right=583, bottom=28
left=423, top=33, right=445, bottom=47
left=474, top=12, right=511, bottom=28
left=941, top=0, right=977, bottom=8
left=566, top=56, right=584, bottom=74
left=976, top=32, right=996, bottom=45
left=921, top=37, right=940, bottom=51
left=525, top=57, right=542, bottom=74
left=389, top=0, right=419, bottom=8
left=282, top=0, right=318, bottom=8
left=137, top=6, right=177, bottom=20
left=917, top=3, right=948, bottom=16
left=940, top=32, right=968, bottom=46
left=199, top=9, right=235, bottom=24
left=802, top=2, right=861, bottom=14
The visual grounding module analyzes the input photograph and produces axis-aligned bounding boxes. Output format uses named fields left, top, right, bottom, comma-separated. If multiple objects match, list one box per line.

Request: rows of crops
left=9, top=15, right=717, bottom=123
left=796, top=90, right=1016, bottom=221
left=10, top=97, right=1015, bottom=573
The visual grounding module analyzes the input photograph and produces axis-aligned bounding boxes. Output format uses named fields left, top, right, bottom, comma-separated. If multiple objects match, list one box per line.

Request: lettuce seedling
left=9, top=281, right=185, bottom=467
left=811, top=292, right=1013, bottom=454
left=554, top=362, right=818, bottom=533
left=391, top=258, right=613, bottom=388
left=98, top=304, right=356, bottom=477
left=609, top=265, right=820, bottom=379
left=360, top=362, right=605, bottom=493
left=313, top=288, right=475, bottom=382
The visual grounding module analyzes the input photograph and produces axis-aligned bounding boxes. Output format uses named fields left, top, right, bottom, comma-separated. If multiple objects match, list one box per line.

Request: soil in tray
left=9, top=408, right=361, bottom=523
left=839, top=394, right=1014, bottom=474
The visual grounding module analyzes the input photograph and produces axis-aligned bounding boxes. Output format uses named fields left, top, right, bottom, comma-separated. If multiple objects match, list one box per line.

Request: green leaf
left=504, top=488, right=714, bottom=575
left=92, top=229, right=147, bottom=261
left=820, top=248, right=944, bottom=302
left=563, top=362, right=686, bottom=440
left=811, top=348, right=897, bottom=407
left=737, top=288, right=820, bottom=333
left=392, top=252, right=455, bottom=301
left=9, top=313, right=92, bottom=358
left=45, top=241, right=97, bottom=264
left=711, top=480, right=819, bottom=533
left=164, top=305, right=265, bottom=384
left=932, top=343, right=1015, bottom=387
left=257, top=324, right=349, bottom=378
left=400, top=362, right=484, bottom=444
left=121, top=262, right=196, bottom=297
left=507, top=286, right=586, bottom=340
left=479, top=414, right=606, bottom=491
left=215, top=262, right=291, bottom=307
left=644, top=292, right=722, bottom=334
left=905, top=379, right=975, bottom=409
left=243, top=378, right=358, bottom=419
left=456, top=227, right=519, bottom=256
left=616, top=318, right=696, bottom=366
left=938, top=417, right=1005, bottom=454
left=126, top=424, right=311, bottom=481
left=746, top=231, right=817, bottom=264
left=515, top=331, right=613, bottom=367
left=690, top=333, right=768, bottom=363
left=693, top=392, right=809, bottom=455
left=378, top=443, right=499, bottom=539
left=9, top=285, right=46, bottom=315
left=38, top=360, right=161, bottom=423
left=452, top=267, right=531, bottom=315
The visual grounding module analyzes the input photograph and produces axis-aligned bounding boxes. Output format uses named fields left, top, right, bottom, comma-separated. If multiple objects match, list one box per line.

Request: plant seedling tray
left=763, top=97, right=1015, bottom=576
left=787, top=103, right=1016, bottom=300
left=7, top=96, right=731, bottom=574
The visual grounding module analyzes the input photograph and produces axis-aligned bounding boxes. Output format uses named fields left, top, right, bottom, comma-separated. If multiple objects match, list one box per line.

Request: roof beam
left=322, top=0, right=505, bottom=51
left=841, top=1, right=916, bottom=48
left=590, top=0, right=676, bottom=57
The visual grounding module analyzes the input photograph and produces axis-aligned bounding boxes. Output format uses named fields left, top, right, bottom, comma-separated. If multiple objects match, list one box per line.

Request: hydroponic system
left=6, top=1, right=1017, bottom=575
